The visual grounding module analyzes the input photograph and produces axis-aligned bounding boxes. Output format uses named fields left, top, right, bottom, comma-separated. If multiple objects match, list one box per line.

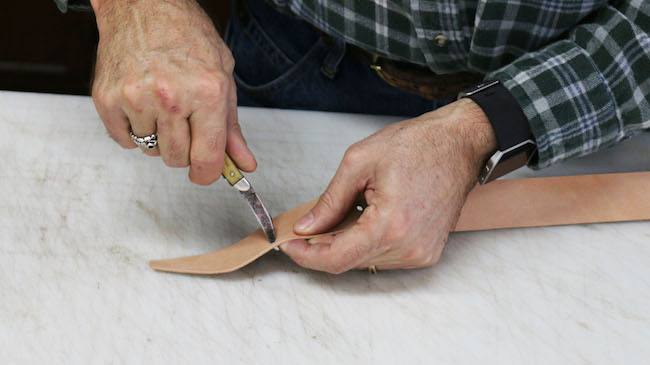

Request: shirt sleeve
left=54, top=0, right=92, bottom=12
left=485, top=1, right=650, bottom=169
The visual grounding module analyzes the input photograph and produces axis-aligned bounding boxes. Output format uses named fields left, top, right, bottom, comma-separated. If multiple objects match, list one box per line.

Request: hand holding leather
left=281, top=99, right=497, bottom=273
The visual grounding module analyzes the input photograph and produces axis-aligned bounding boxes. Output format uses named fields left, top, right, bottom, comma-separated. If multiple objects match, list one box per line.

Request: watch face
left=480, top=140, right=537, bottom=184
left=457, top=80, right=500, bottom=100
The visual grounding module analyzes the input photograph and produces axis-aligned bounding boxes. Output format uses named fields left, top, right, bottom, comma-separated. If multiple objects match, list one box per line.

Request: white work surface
left=1, top=90, right=650, bottom=364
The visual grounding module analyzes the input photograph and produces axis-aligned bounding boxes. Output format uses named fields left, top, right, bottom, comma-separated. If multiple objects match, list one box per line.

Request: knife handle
left=222, top=153, right=244, bottom=186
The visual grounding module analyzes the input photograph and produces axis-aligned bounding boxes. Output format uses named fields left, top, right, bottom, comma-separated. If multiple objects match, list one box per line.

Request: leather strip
left=150, top=200, right=362, bottom=275
left=455, top=171, right=650, bottom=231
left=150, top=172, right=650, bottom=274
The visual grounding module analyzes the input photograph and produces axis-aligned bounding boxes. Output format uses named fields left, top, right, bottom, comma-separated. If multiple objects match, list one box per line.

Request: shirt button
left=434, top=33, right=449, bottom=47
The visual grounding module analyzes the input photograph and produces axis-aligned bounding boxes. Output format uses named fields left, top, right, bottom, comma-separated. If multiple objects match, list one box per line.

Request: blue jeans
left=225, top=0, right=450, bottom=117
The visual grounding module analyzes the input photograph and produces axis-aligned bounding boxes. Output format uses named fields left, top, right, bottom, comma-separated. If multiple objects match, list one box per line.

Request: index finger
left=281, top=213, right=384, bottom=274
left=187, top=95, right=228, bottom=186
left=92, top=97, right=136, bottom=149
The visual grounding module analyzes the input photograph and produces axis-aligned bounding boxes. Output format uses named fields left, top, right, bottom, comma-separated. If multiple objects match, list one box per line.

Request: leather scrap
left=150, top=172, right=650, bottom=274
left=150, top=200, right=360, bottom=274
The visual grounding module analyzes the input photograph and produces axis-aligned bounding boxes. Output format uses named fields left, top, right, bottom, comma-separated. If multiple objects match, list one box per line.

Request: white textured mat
left=1, top=90, right=649, bottom=364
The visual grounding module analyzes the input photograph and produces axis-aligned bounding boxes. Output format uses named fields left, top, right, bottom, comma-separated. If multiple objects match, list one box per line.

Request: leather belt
left=345, top=44, right=484, bottom=100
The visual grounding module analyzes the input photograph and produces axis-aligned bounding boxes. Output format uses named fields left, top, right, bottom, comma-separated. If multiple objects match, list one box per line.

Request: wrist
left=89, top=0, right=103, bottom=11
left=453, top=98, right=498, bottom=173
left=90, top=0, right=112, bottom=19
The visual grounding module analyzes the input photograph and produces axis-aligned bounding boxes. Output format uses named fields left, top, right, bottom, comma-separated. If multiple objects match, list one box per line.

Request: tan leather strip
left=150, top=172, right=650, bottom=274
left=455, top=171, right=650, bottom=231
left=150, top=200, right=359, bottom=274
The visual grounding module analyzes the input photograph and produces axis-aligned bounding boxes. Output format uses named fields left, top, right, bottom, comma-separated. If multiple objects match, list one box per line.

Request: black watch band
left=458, top=80, right=537, bottom=184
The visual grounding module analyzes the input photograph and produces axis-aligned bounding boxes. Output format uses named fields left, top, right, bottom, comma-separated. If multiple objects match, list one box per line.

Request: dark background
left=0, top=1, right=231, bottom=95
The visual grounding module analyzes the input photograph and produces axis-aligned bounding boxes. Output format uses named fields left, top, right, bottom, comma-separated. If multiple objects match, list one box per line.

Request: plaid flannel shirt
left=56, top=0, right=650, bottom=169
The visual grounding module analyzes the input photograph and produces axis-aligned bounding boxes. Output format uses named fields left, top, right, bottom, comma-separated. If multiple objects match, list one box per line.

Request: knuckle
left=121, top=82, right=142, bottom=107
left=222, top=49, right=236, bottom=73
left=198, top=73, right=229, bottom=99
left=342, top=143, right=365, bottom=167
left=382, top=207, right=411, bottom=244
left=190, top=155, right=219, bottom=168
left=153, top=76, right=168, bottom=90
left=162, top=140, right=189, bottom=167
left=317, top=190, right=338, bottom=214
left=204, top=133, right=222, bottom=153
left=383, top=215, right=410, bottom=244
left=402, top=244, right=427, bottom=264
left=323, top=261, right=348, bottom=275
left=93, top=89, right=116, bottom=110
left=419, top=251, right=440, bottom=267
left=156, top=87, right=174, bottom=105
left=156, top=118, right=172, bottom=131
left=189, top=173, right=215, bottom=186
left=230, top=121, right=243, bottom=134
left=327, top=245, right=366, bottom=274
left=426, top=252, right=441, bottom=266
left=91, top=85, right=102, bottom=102
left=166, top=158, right=189, bottom=168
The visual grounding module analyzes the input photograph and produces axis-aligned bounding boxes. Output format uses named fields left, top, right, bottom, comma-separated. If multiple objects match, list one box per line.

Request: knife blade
left=222, top=153, right=276, bottom=243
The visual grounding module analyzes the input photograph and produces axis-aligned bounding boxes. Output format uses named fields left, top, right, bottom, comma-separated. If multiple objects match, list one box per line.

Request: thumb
left=294, top=168, right=363, bottom=235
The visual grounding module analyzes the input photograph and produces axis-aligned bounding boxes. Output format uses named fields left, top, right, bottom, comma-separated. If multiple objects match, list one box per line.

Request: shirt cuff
left=485, top=41, right=620, bottom=169
left=54, top=0, right=92, bottom=12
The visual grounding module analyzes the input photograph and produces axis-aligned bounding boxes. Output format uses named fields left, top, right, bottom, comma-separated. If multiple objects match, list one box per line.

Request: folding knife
left=222, top=153, right=276, bottom=243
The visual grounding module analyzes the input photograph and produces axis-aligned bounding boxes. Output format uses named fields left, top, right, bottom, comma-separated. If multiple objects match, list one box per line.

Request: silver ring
left=130, top=131, right=158, bottom=149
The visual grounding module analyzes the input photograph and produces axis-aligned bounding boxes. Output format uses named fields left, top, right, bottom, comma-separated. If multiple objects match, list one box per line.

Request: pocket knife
left=222, top=153, right=276, bottom=243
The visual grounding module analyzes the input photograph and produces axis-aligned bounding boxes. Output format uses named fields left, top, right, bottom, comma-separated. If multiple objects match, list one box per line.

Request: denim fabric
left=225, top=0, right=450, bottom=117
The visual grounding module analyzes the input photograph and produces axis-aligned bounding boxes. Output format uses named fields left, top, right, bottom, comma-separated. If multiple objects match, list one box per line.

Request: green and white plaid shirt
left=56, top=0, right=650, bottom=169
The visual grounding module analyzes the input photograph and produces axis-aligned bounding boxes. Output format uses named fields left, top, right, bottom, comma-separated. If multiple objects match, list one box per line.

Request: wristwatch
left=458, top=80, right=537, bottom=184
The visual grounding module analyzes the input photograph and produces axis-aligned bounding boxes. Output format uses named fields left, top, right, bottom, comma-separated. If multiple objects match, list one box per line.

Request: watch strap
left=464, top=80, right=533, bottom=151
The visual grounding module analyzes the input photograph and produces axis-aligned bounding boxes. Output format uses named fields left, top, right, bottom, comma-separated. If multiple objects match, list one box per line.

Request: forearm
left=90, top=0, right=209, bottom=31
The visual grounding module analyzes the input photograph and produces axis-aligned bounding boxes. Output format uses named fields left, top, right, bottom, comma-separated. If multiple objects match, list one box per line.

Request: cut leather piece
left=150, top=200, right=362, bottom=274
left=150, top=172, right=650, bottom=274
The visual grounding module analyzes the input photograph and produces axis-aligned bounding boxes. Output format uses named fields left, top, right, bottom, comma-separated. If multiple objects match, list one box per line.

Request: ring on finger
left=130, top=131, right=158, bottom=149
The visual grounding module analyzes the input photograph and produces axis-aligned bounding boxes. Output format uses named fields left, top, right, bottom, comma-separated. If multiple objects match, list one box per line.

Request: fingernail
left=295, top=212, right=314, bottom=231
left=308, top=235, right=334, bottom=245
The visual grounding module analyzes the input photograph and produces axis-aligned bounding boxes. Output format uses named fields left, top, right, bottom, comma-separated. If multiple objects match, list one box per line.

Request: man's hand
left=91, top=0, right=256, bottom=185
left=281, top=98, right=497, bottom=273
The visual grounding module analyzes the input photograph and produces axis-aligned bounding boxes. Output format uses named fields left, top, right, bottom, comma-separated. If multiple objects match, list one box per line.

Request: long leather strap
left=150, top=172, right=650, bottom=274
